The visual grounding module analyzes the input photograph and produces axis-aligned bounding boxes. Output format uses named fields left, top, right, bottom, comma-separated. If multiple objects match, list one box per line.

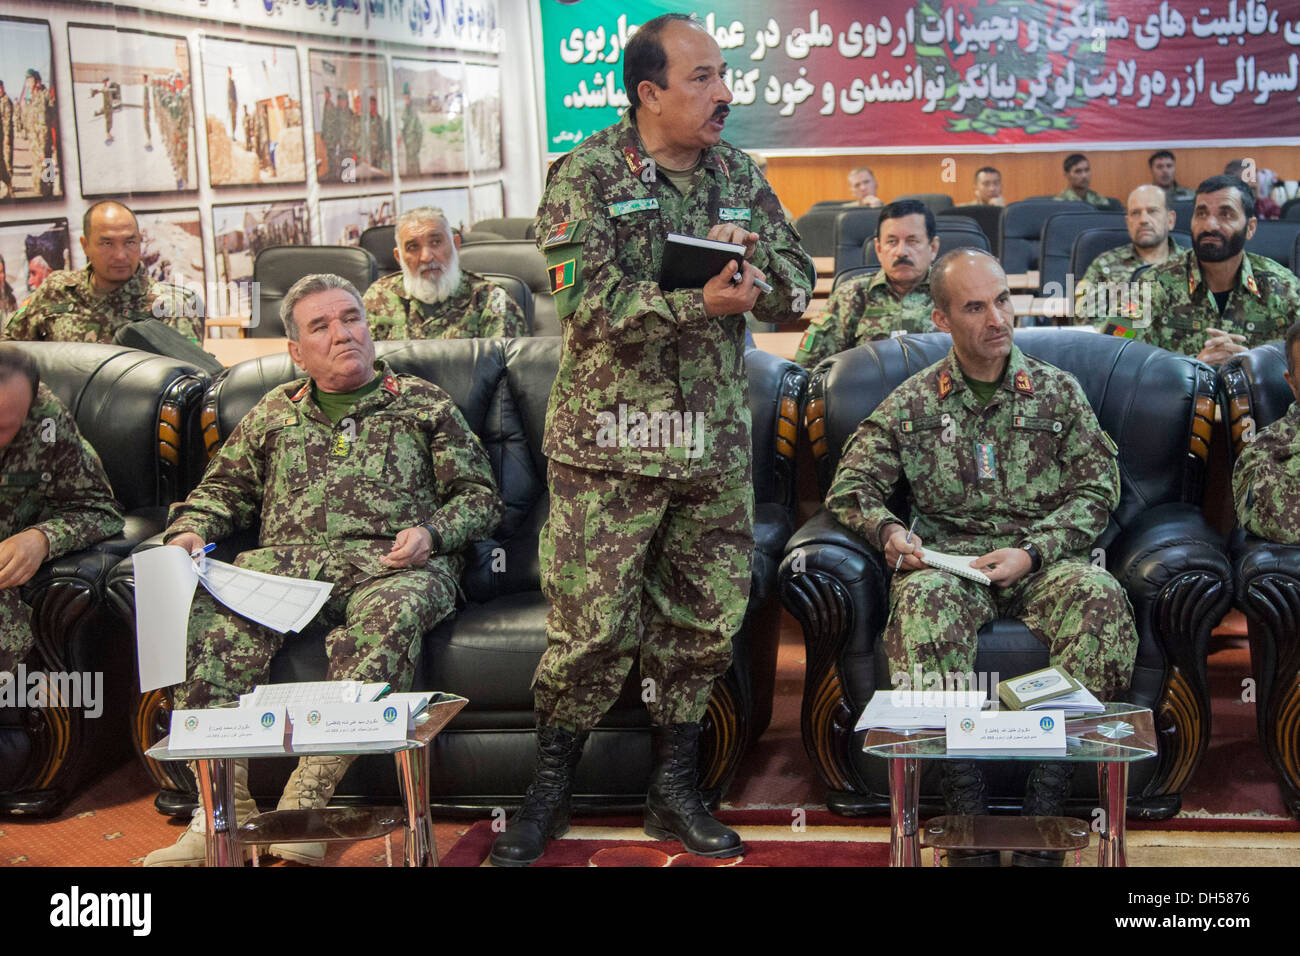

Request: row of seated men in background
left=841, top=150, right=1286, bottom=215
left=798, top=174, right=1299, bottom=370
left=0, top=203, right=527, bottom=346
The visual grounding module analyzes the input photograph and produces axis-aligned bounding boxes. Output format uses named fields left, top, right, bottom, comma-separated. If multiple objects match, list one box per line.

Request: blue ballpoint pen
left=894, top=516, right=919, bottom=572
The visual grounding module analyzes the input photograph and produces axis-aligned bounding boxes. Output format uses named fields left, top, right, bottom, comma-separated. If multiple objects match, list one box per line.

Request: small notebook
left=920, top=549, right=992, bottom=585
left=659, top=233, right=746, bottom=291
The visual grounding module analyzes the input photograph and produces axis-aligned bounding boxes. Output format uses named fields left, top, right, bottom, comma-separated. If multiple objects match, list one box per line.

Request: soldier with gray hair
left=363, top=206, right=527, bottom=339
left=145, top=273, right=502, bottom=866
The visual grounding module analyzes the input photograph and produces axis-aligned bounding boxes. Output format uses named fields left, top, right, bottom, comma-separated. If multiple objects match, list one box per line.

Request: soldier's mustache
left=712, top=106, right=730, bottom=120
left=893, top=257, right=914, bottom=266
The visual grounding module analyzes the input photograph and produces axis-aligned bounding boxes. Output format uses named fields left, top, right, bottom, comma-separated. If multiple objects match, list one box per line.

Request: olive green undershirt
left=962, top=367, right=1008, bottom=406
left=658, top=158, right=701, bottom=197
left=312, top=375, right=381, bottom=425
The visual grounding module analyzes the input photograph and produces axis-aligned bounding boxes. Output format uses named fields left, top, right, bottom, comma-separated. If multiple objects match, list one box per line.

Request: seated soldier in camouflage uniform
left=795, top=200, right=939, bottom=368
left=1128, top=175, right=1300, bottom=366
left=0, top=345, right=123, bottom=676
left=362, top=206, right=528, bottom=340
left=827, top=249, right=1139, bottom=867
left=2, top=201, right=203, bottom=345
left=1073, top=185, right=1181, bottom=324
left=1055, top=153, right=1110, bottom=208
left=144, top=274, right=502, bottom=866
left=1234, top=320, right=1300, bottom=544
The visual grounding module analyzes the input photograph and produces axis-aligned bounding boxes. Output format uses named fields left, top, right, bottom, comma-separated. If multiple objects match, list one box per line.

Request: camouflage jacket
left=1133, top=249, right=1299, bottom=357
left=1233, top=402, right=1300, bottom=544
left=1, top=384, right=123, bottom=557
left=826, top=345, right=1120, bottom=565
left=165, top=361, right=503, bottom=581
left=1072, top=237, right=1181, bottom=324
left=536, top=112, right=815, bottom=478
left=795, top=269, right=935, bottom=368
left=2, top=264, right=203, bottom=345
left=1055, top=187, right=1111, bottom=208
left=363, top=270, right=528, bottom=340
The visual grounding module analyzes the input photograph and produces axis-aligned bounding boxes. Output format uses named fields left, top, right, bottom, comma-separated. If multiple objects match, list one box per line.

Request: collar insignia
left=1014, top=369, right=1034, bottom=395
left=937, top=369, right=953, bottom=399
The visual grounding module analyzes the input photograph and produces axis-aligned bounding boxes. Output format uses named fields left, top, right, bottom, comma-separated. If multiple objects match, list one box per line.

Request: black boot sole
left=643, top=813, right=745, bottom=859
left=488, top=821, right=570, bottom=867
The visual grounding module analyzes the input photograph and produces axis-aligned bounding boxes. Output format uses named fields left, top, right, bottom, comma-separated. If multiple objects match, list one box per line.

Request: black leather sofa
left=1, top=343, right=209, bottom=816
left=779, top=330, right=1231, bottom=820
left=1218, top=342, right=1300, bottom=817
left=109, top=337, right=806, bottom=815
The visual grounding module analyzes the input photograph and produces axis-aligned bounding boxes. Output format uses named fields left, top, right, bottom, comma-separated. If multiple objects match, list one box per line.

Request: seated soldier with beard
left=362, top=206, right=529, bottom=340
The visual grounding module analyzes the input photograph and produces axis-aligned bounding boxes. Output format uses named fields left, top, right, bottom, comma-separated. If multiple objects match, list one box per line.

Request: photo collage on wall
left=0, top=218, right=72, bottom=325
left=310, top=51, right=392, bottom=184
left=0, top=17, right=64, bottom=203
left=211, top=200, right=310, bottom=315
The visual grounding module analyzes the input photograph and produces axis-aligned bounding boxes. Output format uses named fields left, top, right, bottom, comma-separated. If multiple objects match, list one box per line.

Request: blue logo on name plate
left=383, top=706, right=399, bottom=723
left=1039, top=716, right=1055, bottom=732
left=260, top=712, right=276, bottom=729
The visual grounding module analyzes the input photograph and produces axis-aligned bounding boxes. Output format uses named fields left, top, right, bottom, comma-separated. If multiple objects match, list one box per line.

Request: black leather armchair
left=110, top=338, right=806, bottom=815
left=251, top=246, right=379, bottom=338
left=1, top=343, right=210, bottom=815
left=458, top=241, right=558, bottom=336
left=1218, top=342, right=1300, bottom=816
left=779, top=330, right=1230, bottom=820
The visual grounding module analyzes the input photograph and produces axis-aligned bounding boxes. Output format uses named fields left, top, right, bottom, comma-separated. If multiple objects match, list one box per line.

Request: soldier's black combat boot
left=489, top=725, right=587, bottom=867
left=643, top=722, right=743, bottom=858
left=941, top=761, right=999, bottom=867
left=1013, top=761, right=1076, bottom=867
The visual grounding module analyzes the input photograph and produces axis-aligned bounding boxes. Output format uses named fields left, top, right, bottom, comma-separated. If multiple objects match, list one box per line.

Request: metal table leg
left=889, top=757, right=921, bottom=867
left=1096, top=761, right=1128, bottom=867
left=395, top=744, right=436, bottom=867
left=196, top=757, right=241, bottom=867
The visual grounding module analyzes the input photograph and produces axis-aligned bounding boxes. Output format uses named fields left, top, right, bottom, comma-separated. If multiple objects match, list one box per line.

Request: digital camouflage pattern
left=1071, top=237, right=1181, bottom=324
left=1, top=384, right=124, bottom=673
left=363, top=270, right=529, bottom=340
left=826, top=345, right=1137, bottom=698
left=533, top=461, right=753, bottom=731
left=535, top=111, right=815, bottom=480
left=162, top=361, right=502, bottom=704
left=1054, top=187, right=1111, bottom=208
left=2, top=264, right=204, bottom=345
left=1234, top=403, right=1300, bottom=544
left=795, top=269, right=936, bottom=368
left=1134, top=249, right=1299, bottom=357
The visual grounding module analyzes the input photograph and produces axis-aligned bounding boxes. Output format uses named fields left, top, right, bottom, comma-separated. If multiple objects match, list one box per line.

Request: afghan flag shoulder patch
left=549, top=258, right=577, bottom=294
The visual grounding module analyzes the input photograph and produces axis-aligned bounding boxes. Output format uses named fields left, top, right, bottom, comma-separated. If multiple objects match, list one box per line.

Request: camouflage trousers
left=0, top=588, right=34, bottom=674
left=173, top=553, right=457, bottom=709
left=884, top=559, right=1138, bottom=700
left=534, top=461, right=754, bottom=732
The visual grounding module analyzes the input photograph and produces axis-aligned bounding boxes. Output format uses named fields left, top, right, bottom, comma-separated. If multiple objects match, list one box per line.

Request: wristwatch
left=419, top=522, right=442, bottom=555
left=1020, top=541, right=1043, bottom=574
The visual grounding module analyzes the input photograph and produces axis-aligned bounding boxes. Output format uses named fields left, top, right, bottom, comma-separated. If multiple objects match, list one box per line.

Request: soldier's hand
left=972, top=548, right=1033, bottom=587
left=883, top=525, right=926, bottom=572
left=703, top=260, right=766, bottom=317
left=1197, top=329, right=1249, bottom=366
left=0, top=528, right=51, bottom=589
left=382, top=526, right=432, bottom=568
left=706, top=223, right=759, bottom=259
left=167, top=532, right=206, bottom=558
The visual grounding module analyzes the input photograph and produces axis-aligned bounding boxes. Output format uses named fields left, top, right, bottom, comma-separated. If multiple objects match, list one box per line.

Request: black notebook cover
left=659, top=233, right=746, bottom=292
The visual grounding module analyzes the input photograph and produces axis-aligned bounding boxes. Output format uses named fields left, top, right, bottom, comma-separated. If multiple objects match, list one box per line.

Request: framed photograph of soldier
left=0, top=217, right=72, bottom=325
left=211, top=200, right=309, bottom=316
left=463, top=63, right=502, bottom=171
left=309, top=50, right=392, bottom=184
left=470, top=180, right=505, bottom=223
left=66, top=23, right=197, bottom=196
left=133, top=207, right=207, bottom=293
left=318, top=193, right=396, bottom=246
left=391, top=58, right=467, bottom=177
left=401, top=187, right=472, bottom=233
left=0, top=17, right=64, bottom=203
left=201, top=37, right=307, bottom=187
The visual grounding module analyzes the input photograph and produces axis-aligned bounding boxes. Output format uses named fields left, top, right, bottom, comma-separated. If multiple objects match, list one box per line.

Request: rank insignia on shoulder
left=937, top=369, right=953, bottom=399
left=331, top=433, right=351, bottom=458
left=382, top=375, right=400, bottom=396
left=622, top=147, right=644, bottom=176
left=542, top=220, right=583, bottom=248
left=550, top=258, right=577, bottom=293
left=1013, top=369, right=1034, bottom=395
left=291, top=382, right=311, bottom=402
left=1245, top=273, right=1260, bottom=296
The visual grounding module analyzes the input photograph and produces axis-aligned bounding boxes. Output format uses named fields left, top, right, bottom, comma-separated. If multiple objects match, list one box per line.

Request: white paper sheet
left=196, top=559, right=333, bottom=634
left=133, top=546, right=200, bottom=693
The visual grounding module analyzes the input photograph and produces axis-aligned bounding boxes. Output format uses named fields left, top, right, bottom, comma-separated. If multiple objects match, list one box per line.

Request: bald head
left=80, top=201, right=141, bottom=292
left=1126, top=184, right=1175, bottom=250
left=930, top=247, right=1005, bottom=314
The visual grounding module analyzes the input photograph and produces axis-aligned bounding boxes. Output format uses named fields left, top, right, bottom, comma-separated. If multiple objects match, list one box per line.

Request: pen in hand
left=731, top=270, right=773, bottom=293
left=894, top=516, right=918, bottom=572
left=190, top=543, right=216, bottom=559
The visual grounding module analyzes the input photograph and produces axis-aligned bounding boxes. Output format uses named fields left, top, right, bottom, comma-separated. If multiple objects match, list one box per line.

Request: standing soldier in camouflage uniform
left=0, top=80, right=13, bottom=199
left=490, top=14, right=814, bottom=867
left=365, top=95, right=390, bottom=172
left=93, top=77, right=119, bottom=144
left=400, top=87, right=422, bottom=176
left=24, top=72, right=52, bottom=197
left=1073, top=185, right=1181, bottom=324
left=1234, top=321, right=1300, bottom=544
left=0, top=345, right=124, bottom=674
left=826, top=248, right=1138, bottom=866
left=1132, top=175, right=1300, bottom=365
left=141, top=74, right=152, bottom=150
left=1055, top=154, right=1110, bottom=208
left=225, top=67, right=238, bottom=139
left=364, top=207, right=527, bottom=339
left=3, top=201, right=203, bottom=344
left=144, top=274, right=502, bottom=866
left=796, top=199, right=939, bottom=368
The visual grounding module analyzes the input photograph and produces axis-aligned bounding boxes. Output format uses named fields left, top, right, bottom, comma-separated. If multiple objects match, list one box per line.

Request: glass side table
left=146, top=693, right=467, bottom=868
left=863, top=703, right=1156, bottom=867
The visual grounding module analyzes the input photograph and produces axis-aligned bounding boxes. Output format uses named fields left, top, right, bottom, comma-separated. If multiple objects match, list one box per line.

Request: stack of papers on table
left=855, top=689, right=993, bottom=732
